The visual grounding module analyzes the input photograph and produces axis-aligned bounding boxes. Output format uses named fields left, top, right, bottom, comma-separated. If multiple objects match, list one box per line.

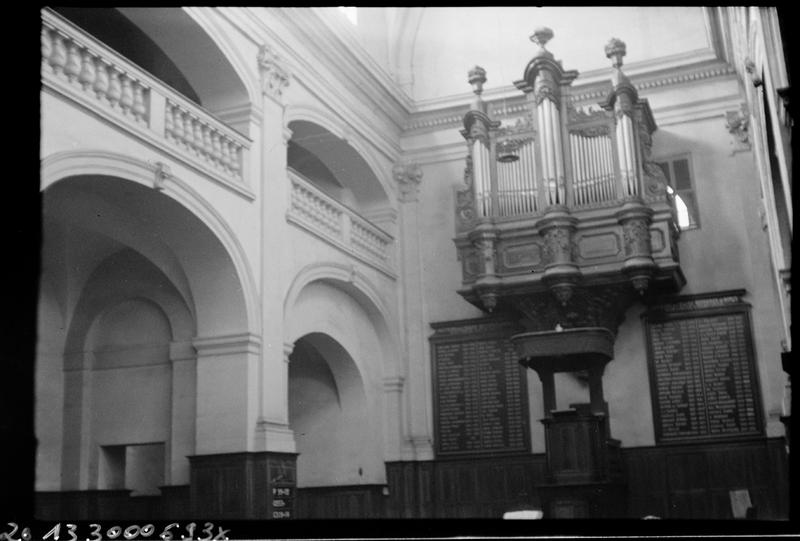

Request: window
left=655, top=155, right=699, bottom=230
left=338, top=6, right=358, bottom=25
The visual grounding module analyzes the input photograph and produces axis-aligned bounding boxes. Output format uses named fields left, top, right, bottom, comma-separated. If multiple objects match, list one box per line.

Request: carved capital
left=394, top=161, right=423, bottom=202
left=258, top=44, right=291, bottom=102
left=725, top=104, right=751, bottom=154
left=744, top=57, right=763, bottom=87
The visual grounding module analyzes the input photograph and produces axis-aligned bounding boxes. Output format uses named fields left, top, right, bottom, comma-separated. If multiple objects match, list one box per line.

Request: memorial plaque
left=431, top=317, right=530, bottom=457
left=644, top=290, right=763, bottom=443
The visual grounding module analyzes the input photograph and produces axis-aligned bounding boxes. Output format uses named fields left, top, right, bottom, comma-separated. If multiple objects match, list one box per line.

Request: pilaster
left=256, top=43, right=296, bottom=453
left=168, top=340, right=197, bottom=485
left=193, top=333, right=262, bottom=455
left=394, top=161, right=433, bottom=460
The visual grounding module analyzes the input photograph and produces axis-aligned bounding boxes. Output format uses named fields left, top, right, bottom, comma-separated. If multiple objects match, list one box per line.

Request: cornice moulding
left=404, top=60, right=738, bottom=134
left=193, top=332, right=262, bottom=356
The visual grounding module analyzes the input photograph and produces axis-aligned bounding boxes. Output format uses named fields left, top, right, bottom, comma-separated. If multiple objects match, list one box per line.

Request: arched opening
left=289, top=333, right=384, bottom=518
left=287, top=120, right=391, bottom=217
left=284, top=269, right=398, bottom=518
left=51, top=7, right=251, bottom=134
left=37, top=172, right=250, bottom=519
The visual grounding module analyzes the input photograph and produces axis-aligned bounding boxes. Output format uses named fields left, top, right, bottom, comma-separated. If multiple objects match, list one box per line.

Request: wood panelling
left=387, top=454, right=547, bottom=518
left=34, top=438, right=788, bottom=520
left=622, top=437, right=788, bottom=519
left=295, top=485, right=384, bottom=518
left=34, top=487, right=189, bottom=521
left=189, top=451, right=297, bottom=519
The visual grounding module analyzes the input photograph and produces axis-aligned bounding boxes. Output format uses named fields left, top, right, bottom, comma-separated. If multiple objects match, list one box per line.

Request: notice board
left=430, top=317, right=530, bottom=457
left=644, top=290, right=763, bottom=443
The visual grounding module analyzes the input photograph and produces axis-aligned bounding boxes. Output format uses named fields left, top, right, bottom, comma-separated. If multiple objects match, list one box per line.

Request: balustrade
left=41, top=9, right=249, bottom=189
left=288, top=170, right=394, bottom=274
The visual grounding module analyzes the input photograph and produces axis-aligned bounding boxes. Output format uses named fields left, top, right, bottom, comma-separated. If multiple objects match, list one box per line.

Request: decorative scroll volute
left=258, top=44, right=291, bottom=102
left=393, top=161, right=423, bottom=202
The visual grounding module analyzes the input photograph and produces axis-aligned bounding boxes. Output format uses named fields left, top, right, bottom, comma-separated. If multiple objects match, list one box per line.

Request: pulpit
left=512, top=328, right=625, bottom=517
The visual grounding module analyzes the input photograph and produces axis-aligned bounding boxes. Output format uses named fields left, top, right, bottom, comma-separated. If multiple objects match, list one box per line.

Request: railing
left=41, top=9, right=250, bottom=194
left=287, top=169, right=394, bottom=275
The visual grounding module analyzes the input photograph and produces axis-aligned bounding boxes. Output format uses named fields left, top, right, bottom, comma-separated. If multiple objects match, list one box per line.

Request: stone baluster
left=211, top=132, right=222, bottom=167
left=78, top=49, right=96, bottom=90
left=164, top=103, right=174, bottom=139
left=202, top=126, right=213, bottom=160
left=41, top=26, right=52, bottom=64
left=48, top=31, right=67, bottom=75
left=119, top=74, right=134, bottom=115
left=132, top=83, right=146, bottom=121
left=193, top=119, right=203, bottom=155
left=182, top=110, right=194, bottom=149
left=106, top=67, right=122, bottom=109
left=230, top=144, right=241, bottom=177
left=64, top=40, right=81, bottom=83
left=93, top=60, right=109, bottom=100
left=171, top=106, right=183, bottom=143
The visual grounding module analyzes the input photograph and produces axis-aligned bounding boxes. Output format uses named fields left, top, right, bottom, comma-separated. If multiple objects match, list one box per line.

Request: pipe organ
left=454, top=27, right=683, bottom=311
left=457, top=32, right=668, bottom=225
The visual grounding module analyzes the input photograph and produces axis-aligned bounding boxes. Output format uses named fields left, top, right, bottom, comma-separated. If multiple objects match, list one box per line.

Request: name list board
left=644, top=290, right=763, bottom=443
left=431, top=317, right=530, bottom=457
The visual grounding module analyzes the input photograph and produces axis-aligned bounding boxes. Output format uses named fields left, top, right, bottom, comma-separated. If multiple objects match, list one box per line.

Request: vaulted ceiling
left=346, top=7, right=712, bottom=104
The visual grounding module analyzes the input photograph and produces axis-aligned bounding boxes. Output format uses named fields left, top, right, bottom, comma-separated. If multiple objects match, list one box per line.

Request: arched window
left=657, top=156, right=699, bottom=230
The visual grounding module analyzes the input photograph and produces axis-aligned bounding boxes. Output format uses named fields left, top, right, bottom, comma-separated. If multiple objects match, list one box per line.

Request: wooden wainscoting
left=623, top=437, right=788, bottom=519
left=295, top=484, right=385, bottom=518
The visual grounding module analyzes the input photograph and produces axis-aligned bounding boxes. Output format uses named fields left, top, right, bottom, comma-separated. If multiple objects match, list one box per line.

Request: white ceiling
left=349, top=7, right=711, bottom=103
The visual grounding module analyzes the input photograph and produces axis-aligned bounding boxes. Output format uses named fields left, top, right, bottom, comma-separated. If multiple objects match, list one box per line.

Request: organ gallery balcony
left=454, top=29, right=685, bottom=331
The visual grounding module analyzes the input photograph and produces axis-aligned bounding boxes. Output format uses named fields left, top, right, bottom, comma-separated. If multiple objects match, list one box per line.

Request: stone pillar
left=255, top=43, right=296, bottom=454
left=394, top=161, right=433, bottom=460
left=382, top=375, right=406, bottom=462
left=193, top=333, right=262, bottom=455
left=168, top=340, right=197, bottom=486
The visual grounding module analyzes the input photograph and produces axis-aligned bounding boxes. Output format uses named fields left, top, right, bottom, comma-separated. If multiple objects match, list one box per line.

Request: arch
left=289, top=332, right=384, bottom=488
left=63, top=248, right=196, bottom=364
left=115, top=8, right=254, bottom=118
left=182, top=7, right=262, bottom=110
left=41, top=150, right=260, bottom=335
left=285, top=104, right=397, bottom=211
left=283, top=261, right=400, bottom=377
